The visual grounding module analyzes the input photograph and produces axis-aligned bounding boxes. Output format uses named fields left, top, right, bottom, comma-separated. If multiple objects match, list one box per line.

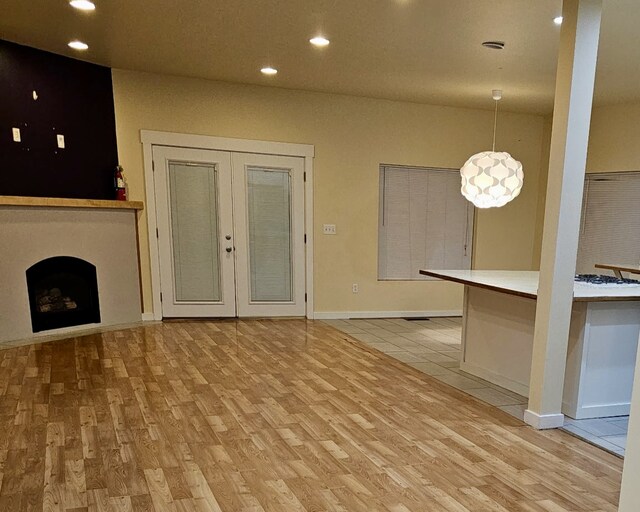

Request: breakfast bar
left=420, top=269, right=640, bottom=419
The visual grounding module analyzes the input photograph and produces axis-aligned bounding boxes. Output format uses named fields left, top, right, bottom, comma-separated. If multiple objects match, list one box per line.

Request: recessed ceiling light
left=310, top=36, right=330, bottom=47
left=554, top=16, right=563, bottom=25
left=68, top=40, right=89, bottom=50
left=69, top=0, right=95, bottom=11
left=261, top=67, right=278, bottom=75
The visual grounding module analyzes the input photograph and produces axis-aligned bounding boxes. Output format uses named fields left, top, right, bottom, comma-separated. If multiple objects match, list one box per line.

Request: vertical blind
left=378, top=165, right=473, bottom=280
left=247, top=168, right=293, bottom=302
left=576, top=172, right=640, bottom=274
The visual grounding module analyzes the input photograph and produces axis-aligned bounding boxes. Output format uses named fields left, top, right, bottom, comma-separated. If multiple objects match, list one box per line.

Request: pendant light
left=460, top=90, right=523, bottom=208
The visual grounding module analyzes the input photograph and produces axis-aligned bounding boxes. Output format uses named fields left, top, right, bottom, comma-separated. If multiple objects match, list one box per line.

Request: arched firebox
left=26, top=256, right=100, bottom=333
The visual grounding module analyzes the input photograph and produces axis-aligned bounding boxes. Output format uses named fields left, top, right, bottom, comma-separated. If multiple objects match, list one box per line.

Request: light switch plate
left=323, top=224, right=336, bottom=235
left=57, top=134, right=65, bottom=149
left=12, top=127, right=21, bottom=142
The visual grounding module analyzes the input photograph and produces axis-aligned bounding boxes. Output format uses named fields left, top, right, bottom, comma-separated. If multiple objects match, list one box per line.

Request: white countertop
left=420, top=269, right=640, bottom=302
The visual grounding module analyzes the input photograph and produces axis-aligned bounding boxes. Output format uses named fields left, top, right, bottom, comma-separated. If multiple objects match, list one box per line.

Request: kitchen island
left=420, top=269, right=640, bottom=419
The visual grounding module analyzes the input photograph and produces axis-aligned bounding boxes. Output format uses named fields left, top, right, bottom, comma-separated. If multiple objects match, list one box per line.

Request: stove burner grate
left=575, top=274, right=640, bottom=286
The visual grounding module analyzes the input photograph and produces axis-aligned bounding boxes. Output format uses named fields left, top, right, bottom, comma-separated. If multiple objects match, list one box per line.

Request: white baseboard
left=524, top=409, right=565, bottom=429
left=562, top=400, right=631, bottom=420
left=141, top=311, right=461, bottom=321
left=313, top=310, right=462, bottom=320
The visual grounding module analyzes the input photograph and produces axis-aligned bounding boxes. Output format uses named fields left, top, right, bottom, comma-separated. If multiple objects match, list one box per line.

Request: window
left=378, top=165, right=474, bottom=280
left=576, top=172, right=640, bottom=274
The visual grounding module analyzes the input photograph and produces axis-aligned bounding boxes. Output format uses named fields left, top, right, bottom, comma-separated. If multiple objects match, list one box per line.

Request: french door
left=153, top=146, right=306, bottom=317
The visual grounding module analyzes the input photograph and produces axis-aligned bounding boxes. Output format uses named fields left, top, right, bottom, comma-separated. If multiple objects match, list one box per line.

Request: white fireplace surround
left=0, top=200, right=143, bottom=344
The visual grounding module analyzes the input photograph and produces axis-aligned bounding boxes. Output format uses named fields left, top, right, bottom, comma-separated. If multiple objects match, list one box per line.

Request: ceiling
left=1, top=0, right=639, bottom=114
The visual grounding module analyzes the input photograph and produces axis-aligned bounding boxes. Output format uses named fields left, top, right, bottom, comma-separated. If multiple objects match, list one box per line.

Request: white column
left=524, top=0, right=602, bottom=429
left=619, top=341, right=640, bottom=510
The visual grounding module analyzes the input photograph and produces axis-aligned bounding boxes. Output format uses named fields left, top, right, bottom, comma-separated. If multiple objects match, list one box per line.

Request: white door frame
left=141, top=130, right=315, bottom=320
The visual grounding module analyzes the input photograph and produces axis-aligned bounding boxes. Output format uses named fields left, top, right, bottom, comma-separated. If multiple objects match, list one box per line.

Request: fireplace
left=26, top=256, right=101, bottom=333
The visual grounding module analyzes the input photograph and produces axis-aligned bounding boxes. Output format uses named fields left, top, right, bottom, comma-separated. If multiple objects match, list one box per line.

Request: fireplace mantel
left=0, top=195, right=144, bottom=211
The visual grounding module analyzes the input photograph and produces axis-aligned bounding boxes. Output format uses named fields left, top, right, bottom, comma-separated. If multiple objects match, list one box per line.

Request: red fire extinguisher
left=114, top=165, right=127, bottom=201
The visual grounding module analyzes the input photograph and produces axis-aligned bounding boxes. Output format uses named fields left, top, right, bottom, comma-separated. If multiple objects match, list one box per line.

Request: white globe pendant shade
left=460, top=151, right=524, bottom=208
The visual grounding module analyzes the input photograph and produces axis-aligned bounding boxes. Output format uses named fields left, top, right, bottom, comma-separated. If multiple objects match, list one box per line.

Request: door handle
left=226, top=247, right=233, bottom=253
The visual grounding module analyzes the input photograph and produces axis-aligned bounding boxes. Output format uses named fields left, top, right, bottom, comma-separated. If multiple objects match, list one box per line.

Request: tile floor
left=324, top=316, right=628, bottom=457
left=563, top=417, right=628, bottom=456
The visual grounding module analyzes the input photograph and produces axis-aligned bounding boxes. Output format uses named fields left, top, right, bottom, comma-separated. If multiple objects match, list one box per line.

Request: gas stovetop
left=575, top=274, right=640, bottom=287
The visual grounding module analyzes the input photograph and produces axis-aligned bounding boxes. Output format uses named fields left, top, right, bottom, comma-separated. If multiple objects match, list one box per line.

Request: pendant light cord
left=492, top=98, right=498, bottom=152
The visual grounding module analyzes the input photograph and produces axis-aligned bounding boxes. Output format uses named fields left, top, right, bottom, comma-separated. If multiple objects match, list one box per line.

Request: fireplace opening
left=26, top=256, right=101, bottom=333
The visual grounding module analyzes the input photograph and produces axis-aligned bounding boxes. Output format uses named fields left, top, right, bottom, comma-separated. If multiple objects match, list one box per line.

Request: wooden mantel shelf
left=0, top=195, right=144, bottom=211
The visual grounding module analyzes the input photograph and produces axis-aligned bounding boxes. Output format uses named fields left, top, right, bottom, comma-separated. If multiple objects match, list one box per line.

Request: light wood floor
left=0, top=319, right=623, bottom=511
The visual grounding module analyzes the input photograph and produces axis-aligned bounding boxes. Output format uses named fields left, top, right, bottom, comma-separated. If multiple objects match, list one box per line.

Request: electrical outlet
left=12, top=127, right=21, bottom=142
left=56, top=134, right=65, bottom=149
left=323, top=224, right=336, bottom=235
left=352, top=283, right=359, bottom=293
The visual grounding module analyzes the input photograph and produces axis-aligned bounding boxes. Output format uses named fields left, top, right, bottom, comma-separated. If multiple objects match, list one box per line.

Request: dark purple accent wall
left=0, top=39, right=118, bottom=199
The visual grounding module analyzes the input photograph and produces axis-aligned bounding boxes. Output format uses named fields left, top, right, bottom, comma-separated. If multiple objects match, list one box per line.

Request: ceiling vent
left=482, top=41, right=505, bottom=50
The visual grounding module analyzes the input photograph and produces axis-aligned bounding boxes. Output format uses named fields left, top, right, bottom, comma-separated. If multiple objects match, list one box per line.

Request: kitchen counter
left=422, top=269, right=640, bottom=420
left=419, top=269, right=640, bottom=301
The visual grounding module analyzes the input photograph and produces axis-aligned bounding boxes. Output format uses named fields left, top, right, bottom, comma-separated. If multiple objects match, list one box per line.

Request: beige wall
left=587, top=102, right=640, bottom=173
left=530, top=102, right=640, bottom=269
left=531, top=116, right=553, bottom=269
left=112, top=70, right=546, bottom=315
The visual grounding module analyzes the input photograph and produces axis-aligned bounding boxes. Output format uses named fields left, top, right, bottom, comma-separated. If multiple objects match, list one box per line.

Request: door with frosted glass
left=153, top=146, right=306, bottom=318
left=153, top=146, right=236, bottom=317
left=231, top=153, right=306, bottom=317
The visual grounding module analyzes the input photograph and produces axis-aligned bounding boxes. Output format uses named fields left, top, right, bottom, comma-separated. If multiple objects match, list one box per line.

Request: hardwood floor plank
left=0, top=319, right=624, bottom=511
left=144, top=468, right=175, bottom=512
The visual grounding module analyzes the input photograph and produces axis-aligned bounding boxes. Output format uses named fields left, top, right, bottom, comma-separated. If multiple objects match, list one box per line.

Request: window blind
left=378, top=165, right=474, bottom=280
left=576, top=172, right=640, bottom=274
left=168, top=162, right=221, bottom=302
left=247, top=168, right=293, bottom=302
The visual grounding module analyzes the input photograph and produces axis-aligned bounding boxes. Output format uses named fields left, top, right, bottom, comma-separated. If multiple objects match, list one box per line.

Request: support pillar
left=524, top=0, right=602, bottom=429
left=619, top=341, right=640, bottom=509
